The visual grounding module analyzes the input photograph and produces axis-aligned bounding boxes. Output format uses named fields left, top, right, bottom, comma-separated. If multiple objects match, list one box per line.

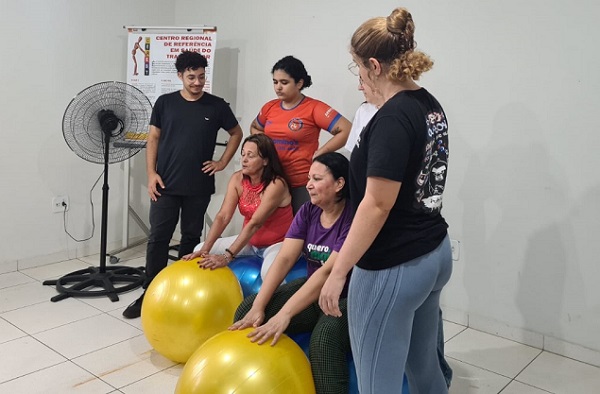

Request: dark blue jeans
left=145, top=194, right=211, bottom=287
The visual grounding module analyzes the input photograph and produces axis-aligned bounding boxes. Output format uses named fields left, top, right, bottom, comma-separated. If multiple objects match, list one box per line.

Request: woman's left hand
left=247, top=312, right=291, bottom=346
left=319, top=274, right=345, bottom=317
left=198, top=253, right=230, bottom=270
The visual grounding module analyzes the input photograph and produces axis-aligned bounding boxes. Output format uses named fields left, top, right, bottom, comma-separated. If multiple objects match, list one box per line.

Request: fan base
left=43, top=265, right=145, bottom=302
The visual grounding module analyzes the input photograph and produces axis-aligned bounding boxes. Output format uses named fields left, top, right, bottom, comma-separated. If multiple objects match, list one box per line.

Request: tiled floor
left=1, top=246, right=600, bottom=393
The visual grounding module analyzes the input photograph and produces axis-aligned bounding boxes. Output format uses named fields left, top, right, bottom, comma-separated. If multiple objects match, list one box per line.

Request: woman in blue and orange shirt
left=251, top=55, right=351, bottom=213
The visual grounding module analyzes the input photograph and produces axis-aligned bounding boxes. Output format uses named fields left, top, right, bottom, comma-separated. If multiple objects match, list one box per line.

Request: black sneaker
left=123, top=292, right=144, bottom=319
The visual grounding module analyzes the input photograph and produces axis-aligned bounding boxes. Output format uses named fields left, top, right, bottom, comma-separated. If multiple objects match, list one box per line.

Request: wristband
left=225, top=248, right=236, bottom=259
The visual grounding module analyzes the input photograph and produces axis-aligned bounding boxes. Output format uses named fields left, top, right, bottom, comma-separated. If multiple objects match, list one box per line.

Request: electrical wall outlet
left=450, top=239, right=460, bottom=261
left=52, top=195, right=69, bottom=213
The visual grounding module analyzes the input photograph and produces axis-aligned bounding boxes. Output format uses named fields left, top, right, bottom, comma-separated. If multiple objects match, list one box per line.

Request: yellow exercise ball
left=141, top=258, right=243, bottom=363
left=175, top=328, right=316, bottom=394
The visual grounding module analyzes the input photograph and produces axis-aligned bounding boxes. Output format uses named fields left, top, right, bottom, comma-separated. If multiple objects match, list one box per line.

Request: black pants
left=145, top=193, right=211, bottom=287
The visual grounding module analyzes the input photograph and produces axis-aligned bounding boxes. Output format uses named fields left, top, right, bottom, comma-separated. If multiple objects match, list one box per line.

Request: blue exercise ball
left=285, top=257, right=308, bottom=283
left=229, top=257, right=263, bottom=297
left=230, top=256, right=308, bottom=297
left=288, top=332, right=311, bottom=358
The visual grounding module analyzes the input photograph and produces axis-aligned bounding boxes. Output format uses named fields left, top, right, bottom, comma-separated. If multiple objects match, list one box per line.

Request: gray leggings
left=348, top=235, right=452, bottom=394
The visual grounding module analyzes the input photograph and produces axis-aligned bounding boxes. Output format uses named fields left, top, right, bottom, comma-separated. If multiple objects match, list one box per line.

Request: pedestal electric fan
left=43, top=81, right=152, bottom=302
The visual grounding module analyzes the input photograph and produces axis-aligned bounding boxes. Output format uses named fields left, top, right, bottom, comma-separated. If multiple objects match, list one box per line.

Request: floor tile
left=111, top=246, right=146, bottom=263
left=77, top=254, right=106, bottom=266
left=73, top=334, right=176, bottom=389
left=0, top=336, right=66, bottom=383
left=0, top=271, right=35, bottom=290
left=445, top=328, right=542, bottom=378
left=17, top=251, right=72, bottom=271
left=0, top=259, right=17, bottom=275
left=120, top=364, right=183, bottom=393
left=80, top=286, right=144, bottom=313
left=500, top=380, right=554, bottom=393
left=0, top=282, right=58, bottom=313
left=516, top=351, right=600, bottom=394
left=108, top=308, right=143, bottom=331
left=33, top=314, right=142, bottom=359
left=0, top=317, right=26, bottom=344
left=447, top=358, right=511, bottom=394
left=4, top=248, right=600, bottom=394
left=0, top=361, right=115, bottom=393
left=444, top=320, right=467, bottom=342
left=98, top=242, right=147, bottom=265
left=20, top=259, right=92, bottom=283
left=77, top=253, right=102, bottom=266
left=1, top=298, right=102, bottom=334
left=115, top=255, right=146, bottom=269
left=544, top=335, right=600, bottom=368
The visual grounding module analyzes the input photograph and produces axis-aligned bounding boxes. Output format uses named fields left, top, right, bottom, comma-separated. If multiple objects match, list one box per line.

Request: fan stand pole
left=43, top=130, right=146, bottom=302
left=99, top=134, right=110, bottom=274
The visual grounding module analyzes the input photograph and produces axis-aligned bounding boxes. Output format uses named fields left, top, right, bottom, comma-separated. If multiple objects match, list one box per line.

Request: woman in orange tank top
left=183, top=134, right=293, bottom=280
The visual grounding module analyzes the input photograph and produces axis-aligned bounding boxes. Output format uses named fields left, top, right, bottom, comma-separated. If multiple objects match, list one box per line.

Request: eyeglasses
left=348, top=61, right=359, bottom=76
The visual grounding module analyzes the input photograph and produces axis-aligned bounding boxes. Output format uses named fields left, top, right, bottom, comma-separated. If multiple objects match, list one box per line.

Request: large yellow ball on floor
left=141, top=258, right=243, bottom=363
left=175, top=328, right=316, bottom=394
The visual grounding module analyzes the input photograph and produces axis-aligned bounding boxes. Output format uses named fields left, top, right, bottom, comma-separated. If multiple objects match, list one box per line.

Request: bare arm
left=319, top=176, right=401, bottom=316
left=203, top=124, right=243, bottom=175
left=227, top=178, right=288, bottom=256
left=250, top=118, right=265, bottom=135
left=146, top=125, right=164, bottom=201
left=199, top=177, right=290, bottom=269
left=229, top=237, right=304, bottom=330
left=247, top=251, right=340, bottom=345
left=278, top=253, right=335, bottom=314
left=182, top=172, right=240, bottom=260
left=313, top=116, right=352, bottom=158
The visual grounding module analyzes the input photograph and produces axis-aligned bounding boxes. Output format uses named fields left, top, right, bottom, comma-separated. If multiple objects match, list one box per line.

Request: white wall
left=1, top=0, right=599, bottom=364
left=0, top=0, right=176, bottom=269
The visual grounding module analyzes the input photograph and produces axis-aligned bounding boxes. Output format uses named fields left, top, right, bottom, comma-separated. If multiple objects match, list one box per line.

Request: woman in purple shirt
left=230, top=152, right=352, bottom=394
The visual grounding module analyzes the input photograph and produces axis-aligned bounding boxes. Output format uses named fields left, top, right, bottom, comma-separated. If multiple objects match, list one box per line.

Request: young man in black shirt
left=124, top=51, right=243, bottom=318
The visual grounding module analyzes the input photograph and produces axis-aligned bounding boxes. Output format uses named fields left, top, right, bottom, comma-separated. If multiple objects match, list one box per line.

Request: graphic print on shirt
left=305, top=242, right=331, bottom=266
left=415, top=111, right=449, bottom=213
left=355, top=127, right=364, bottom=150
left=288, top=118, right=304, bottom=131
left=271, top=138, right=299, bottom=152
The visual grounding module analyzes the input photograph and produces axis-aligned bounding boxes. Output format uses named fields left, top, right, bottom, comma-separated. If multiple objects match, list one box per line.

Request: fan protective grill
left=63, top=81, right=152, bottom=164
